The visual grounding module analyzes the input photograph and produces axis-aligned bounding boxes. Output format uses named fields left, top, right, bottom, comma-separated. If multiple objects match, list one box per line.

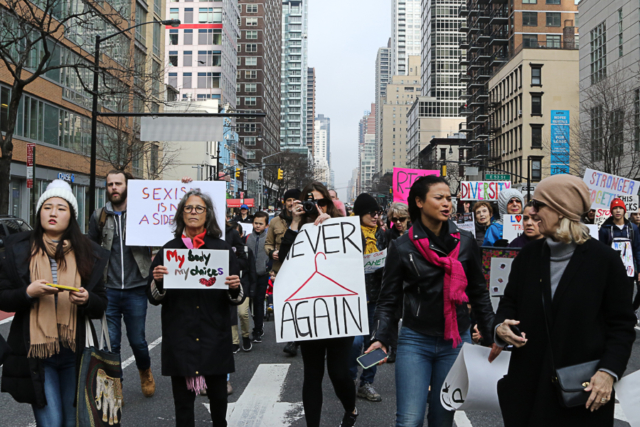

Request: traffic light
left=235, top=168, right=240, bottom=178
left=277, top=168, right=283, bottom=180
left=441, top=164, right=447, bottom=177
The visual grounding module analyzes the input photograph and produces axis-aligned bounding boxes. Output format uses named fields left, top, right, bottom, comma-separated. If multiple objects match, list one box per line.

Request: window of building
left=168, top=72, right=177, bottom=87
left=546, top=12, right=561, bottom=27
left=197, top=51, right=221, bottom=66
left=245, top=83, right=257, bottom=92
left=610, top=109, right=625, bottom=156
left=169, top=51, right=178, bottom=66
left=184, top=30, right=193, bottom=45
left=618, top=8, right=623, bottom=57
left=590, top=105, right=603, bottom=161
left=531, top=125, right=543, bottom=147
left=531, top=66, right=541, bottom=85
left=246, top=44, right=258, bottom=52
left=245, top=57, right=257, bottom=66
left=154, top=0, right=161, bottom=15
left=546, top=0, right=560, bottom=3
left=152, top=23, right=160, bottom=56
left=522, top=12, right=537, bottom=26
left=245, top=97, right=257, bottom=106
left=532, top=159, right=542, bottom=181
left=523, top=34, right=538, bottom=48
left=183, top=51, right=192, bottom=66
left=169, top=29, right=178, bottom=45
left=547, top=35, right=561, bottom=48
left=246, top=17, right=258, bottom=26
left=245, top=70, right=257, bottom=79
left=590, top=22, right=607, bottom=84
left=170, top=8, right=179, bottom=20
left=247, top=5, right=258, bottom=13
left=531, top=94, right=542, bottom=115
left=135, top=3, right=147, bottom=44
left=199, top=7, right=221, bottom=23
left=184, top=8, right=193, bottom=23
left=244, top=137, right=256, bottom=146
left=197, top=72, right=220, bottom=88
left=183, top=72, right=192, bottom=88
left=198, top=29, right=220, bottom=45
left=246, top=30, right=258, bottom=39
left=522, top=0, right=536, bottom=3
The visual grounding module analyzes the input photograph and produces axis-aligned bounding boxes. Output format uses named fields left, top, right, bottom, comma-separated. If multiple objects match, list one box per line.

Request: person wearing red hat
left=599, top=197, right=640, bottom=319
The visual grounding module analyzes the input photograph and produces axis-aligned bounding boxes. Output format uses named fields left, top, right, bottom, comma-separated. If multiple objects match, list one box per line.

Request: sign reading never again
left=273, top=216, right=368, bottom=343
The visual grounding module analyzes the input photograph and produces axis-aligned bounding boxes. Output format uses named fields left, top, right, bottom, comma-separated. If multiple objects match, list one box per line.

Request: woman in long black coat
left=148, top=188, right=243, bottom=427
left=490, top=175, right=636, bottom=427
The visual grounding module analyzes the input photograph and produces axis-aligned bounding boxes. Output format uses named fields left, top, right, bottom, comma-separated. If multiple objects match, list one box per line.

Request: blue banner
left=550, top=110, right=570, bottom=175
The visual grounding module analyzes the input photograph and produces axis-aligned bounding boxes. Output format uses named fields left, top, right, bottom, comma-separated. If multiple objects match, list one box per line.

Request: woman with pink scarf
left=367, top=175, right=495, bottom=427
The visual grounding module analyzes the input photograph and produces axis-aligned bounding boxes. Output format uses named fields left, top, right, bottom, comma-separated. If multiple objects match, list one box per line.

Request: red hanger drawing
left=285, top=253, right=359, bottom=302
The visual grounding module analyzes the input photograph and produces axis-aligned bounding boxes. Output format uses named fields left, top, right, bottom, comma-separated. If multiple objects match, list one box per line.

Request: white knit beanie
left=36, top=179, right=79, bottom=219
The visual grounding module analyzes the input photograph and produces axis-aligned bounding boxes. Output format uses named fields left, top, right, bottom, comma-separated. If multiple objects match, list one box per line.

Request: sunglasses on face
left=508, top=199, right=522, bottom=205
left=531, top=199, right=547, bottom=210
left=315, top=199, right=330, bottom=207
left=391, top=217, right=407, bottom=223
left=366, top=210, right=382, bottom=217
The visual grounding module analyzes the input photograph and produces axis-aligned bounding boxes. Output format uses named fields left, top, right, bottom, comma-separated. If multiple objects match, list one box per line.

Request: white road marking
left=203, top=364, right=303, bottom=427
left=121, top=337, right=162, bottom=370
left=615, top=403, right=628, bottom=422
left=454, top=411, right=473, bottom=427
left=0, top=316, right=14, bottom=325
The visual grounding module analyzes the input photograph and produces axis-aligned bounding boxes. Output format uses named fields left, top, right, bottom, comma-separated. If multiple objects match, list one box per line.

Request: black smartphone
left=357, top=349, right=387, bottom=369
left=509, top=324, right=521, bottom=336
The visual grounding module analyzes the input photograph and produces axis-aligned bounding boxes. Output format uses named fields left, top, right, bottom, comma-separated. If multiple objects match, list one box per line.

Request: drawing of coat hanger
left=285, top=253, right=359, bottom=302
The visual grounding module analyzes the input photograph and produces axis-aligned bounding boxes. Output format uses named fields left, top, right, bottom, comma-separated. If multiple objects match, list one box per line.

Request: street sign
left=26, top=143, right=35, bottom=189
left=485, top=174, right=510, bottom=181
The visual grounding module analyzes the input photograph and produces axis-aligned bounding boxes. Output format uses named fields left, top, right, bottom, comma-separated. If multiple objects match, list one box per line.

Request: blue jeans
left=32, top=346, right=77, bottom=427
left=106, top=286, right=151, bottom=374
left=349, top=302, right=377, bottom=385
left=395, top=327, right=471, bottom=427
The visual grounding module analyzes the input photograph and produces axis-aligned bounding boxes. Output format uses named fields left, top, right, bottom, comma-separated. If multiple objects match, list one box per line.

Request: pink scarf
left=409, top=226, right=468, bottom=348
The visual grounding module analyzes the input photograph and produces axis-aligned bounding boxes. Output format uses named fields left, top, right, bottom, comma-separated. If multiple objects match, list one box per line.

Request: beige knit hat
left=533, top=175, right=591, bottom=222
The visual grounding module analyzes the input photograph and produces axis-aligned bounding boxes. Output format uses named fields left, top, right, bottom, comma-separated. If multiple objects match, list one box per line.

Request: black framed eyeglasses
left=531, top=199, right=546, bottom=211
left=184, top=205, right=206, bottom=214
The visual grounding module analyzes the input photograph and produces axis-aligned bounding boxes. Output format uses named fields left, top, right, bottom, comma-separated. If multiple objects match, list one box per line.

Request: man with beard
left=88, top=170, right=154, bottom=400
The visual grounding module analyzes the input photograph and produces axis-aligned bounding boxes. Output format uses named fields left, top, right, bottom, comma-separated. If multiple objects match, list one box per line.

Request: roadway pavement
left=1, top=304, right=639, bottom=427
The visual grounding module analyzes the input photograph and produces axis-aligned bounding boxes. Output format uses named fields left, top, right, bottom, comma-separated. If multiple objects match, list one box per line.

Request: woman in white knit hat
left=0, top=180, right=109, bottom=427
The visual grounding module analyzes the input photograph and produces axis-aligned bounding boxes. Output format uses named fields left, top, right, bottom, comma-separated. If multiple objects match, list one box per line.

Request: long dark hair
left=407, top=175, right=450, bottom=222
left=172, top=189, right=222, bottom=239
left=30, top=203, right=95, bottom=280
left=300, top=181, right=343, bottom=222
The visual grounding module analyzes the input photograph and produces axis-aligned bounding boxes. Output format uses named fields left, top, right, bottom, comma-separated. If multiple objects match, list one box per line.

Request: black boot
left=386, top=347, right=396, bottom=363
left=283, top=341, right=298, bottom=356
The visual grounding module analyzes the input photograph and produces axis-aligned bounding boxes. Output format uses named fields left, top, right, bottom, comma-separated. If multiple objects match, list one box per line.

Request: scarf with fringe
left=361, top=225, right=379, bottom=255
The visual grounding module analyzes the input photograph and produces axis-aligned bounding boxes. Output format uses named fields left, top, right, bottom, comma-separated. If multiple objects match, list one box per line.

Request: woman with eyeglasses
left=489, top=175, right=635, bottom=426
left=385, top=203, right=411, bottom=242
left=277, top=182, right=358, bottom=427
left=147, top=189, right=244, bottom=427
left=482, top=189, right=525, bottom=246
left=367, top=175, right=495, bottom=427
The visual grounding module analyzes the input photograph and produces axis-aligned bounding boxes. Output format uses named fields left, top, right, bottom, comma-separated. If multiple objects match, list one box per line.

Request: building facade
left=315, top=114, right=330, bottom=167
left=165, top=0, right=239, bottom=105
left=375, top=41, right=392, bottom=174
left=281, top=0, right=309, bottom=155
left=391, top=0, right=422, bottom=76
left=418, top=134, right=467, bottom=190
left=360, top=133, right=377, bottom=193
left=307, top=67, right=316, bottom=155
left=313, top=116, right=329, bottom=185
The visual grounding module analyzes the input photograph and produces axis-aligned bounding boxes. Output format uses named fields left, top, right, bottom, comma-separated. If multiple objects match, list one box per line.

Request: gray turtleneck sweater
left=547, top=237, right=577, bottom=298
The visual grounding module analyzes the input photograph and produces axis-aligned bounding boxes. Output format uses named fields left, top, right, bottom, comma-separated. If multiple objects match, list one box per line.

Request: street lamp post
left=88, top=19, right=180, bottom=215
left=260, top=152, right=281, bottom=210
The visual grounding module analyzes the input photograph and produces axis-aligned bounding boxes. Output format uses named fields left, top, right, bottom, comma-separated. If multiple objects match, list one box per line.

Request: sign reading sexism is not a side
left=164, top=249, right=229, bottom=290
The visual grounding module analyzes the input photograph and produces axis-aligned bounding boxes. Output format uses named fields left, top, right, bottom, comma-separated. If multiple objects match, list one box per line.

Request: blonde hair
left=387, top=202, right=409, bottom=219
left=554, top=218, right=591, bottom=245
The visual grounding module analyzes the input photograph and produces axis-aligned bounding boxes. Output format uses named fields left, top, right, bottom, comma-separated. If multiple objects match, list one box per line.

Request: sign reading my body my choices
left=164, top=249, right=229, bottom=289
left=392, top=168, right=440, bottom=205
left=274, top=216, right=368, bottom=343
left=460, top=181, right=511, bottom=201
left=125, top=180, right=226, bottom=247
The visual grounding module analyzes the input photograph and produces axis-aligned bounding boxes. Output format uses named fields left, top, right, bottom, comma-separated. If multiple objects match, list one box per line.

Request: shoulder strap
left=98, top=207, right=107, bottom=233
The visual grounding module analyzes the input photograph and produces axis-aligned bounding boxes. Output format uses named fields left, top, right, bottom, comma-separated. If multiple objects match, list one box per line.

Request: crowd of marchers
left=0, top=170, right=637, bottom=427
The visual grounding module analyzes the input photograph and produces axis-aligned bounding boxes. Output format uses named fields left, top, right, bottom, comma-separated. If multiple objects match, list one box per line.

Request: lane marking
left=121, top=337, right=162, bottom=370
left=615, top=403, right=628, bottom=422
left=0, top=316, right=14, bottom=325
left=454, top=411, right=473, bottom=427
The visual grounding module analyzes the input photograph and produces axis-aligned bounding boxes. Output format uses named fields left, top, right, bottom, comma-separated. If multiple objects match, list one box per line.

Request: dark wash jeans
left=252, top=274, right=270, bottom=334
left=32, top=346, right=77, bottom=427
left=349, top=301, right=377, bottom=385
left=106, top=286, right=151, bottom=374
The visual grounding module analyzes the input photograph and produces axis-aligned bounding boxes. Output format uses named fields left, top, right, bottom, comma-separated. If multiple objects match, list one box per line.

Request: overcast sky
left=308, top=0, right=391, bottom=201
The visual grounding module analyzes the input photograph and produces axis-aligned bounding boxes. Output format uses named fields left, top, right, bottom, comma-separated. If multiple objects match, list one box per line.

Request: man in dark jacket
left=246, top=212, right=271, bottom=343
left=225, top=224, right=252, bottom=352
left=233, top=204, right=254, bottom=224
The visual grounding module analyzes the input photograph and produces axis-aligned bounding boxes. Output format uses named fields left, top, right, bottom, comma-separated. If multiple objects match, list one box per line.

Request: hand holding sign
left=164, top=249, right=229, bottom=290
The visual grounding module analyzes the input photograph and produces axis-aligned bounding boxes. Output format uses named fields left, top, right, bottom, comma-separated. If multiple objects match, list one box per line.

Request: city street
left=1, top=305, right=639, bottom=427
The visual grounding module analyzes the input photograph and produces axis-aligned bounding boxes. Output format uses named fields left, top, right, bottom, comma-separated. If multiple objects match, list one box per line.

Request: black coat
left=494, top=238, right=636, bottom=426
left=147, top=235, right=242, bottom=377
left=372, top=220, right=495, bottom=347
left=0, top=231, right=108, bottom=408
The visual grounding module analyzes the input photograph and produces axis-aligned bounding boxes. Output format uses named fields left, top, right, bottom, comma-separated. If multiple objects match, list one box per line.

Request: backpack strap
left=98, top=207, right=107, bottom=233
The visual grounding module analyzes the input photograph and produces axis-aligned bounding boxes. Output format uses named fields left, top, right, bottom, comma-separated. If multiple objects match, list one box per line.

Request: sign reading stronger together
left=273, top=216, right=368, bottom=343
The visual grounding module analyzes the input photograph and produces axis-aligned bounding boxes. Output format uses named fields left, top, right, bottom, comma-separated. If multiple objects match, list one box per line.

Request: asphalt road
left=1, top=305, right=639, bottom=427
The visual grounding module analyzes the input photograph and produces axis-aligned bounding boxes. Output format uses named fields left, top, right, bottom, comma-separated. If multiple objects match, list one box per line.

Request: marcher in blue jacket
left=482, top=189, right=525, bottom=246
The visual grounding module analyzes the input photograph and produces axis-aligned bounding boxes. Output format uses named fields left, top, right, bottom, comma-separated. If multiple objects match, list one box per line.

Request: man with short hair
left=247, top=211, right=270, bottom=342
left=88, top=170, right=154, bottom=398
left=328, top=189, right=338, bottom=200
left=233, top=204, right=254, bottom=224
left=631, top=211, right=640, bottom=227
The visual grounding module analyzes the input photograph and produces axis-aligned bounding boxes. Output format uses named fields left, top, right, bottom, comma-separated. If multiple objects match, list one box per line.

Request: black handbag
left=0, top=332, right=10, bottom=366
left=541, top=289, right=599, bottom=408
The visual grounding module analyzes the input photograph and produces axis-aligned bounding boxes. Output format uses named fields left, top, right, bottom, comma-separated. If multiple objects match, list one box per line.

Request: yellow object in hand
left=47, top=283, right=80, bottom=292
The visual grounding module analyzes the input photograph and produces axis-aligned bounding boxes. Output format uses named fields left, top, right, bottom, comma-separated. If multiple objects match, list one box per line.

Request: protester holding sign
left=489, top=175, right=636, bottom=426
left=147, top=189, right=243, bottom=427
left=508, top=202, right=543, bottom=248
left=348, top=193, right=388, bottom=403
left=368, top=175, right=495, bottom=427
left=276, top=182, right=359, bottom=427
left=482, top=189, right=524, bottom=246
left=473, top=201, right=494, bottom=247
left=0, top=180, right=109, bottom=426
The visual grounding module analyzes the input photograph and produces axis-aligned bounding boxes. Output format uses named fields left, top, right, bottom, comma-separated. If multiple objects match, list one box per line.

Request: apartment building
left=307, top=67, right=316, bottom=155
left=375, top=41, right=391, bottom=174
left=313, top=116, right=329, bottom=185
left=391, top=0, right=422, bottom=76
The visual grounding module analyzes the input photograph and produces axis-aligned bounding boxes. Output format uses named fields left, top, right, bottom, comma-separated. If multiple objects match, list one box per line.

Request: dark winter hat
left=283, top=189, right=301, bottom=201
left=610, top=198, right=626, bottom=213
left=353, top=193, right=379, bottom=216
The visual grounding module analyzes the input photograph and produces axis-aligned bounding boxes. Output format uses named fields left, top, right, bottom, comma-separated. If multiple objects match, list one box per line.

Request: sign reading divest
left=583, top=169, right=640, bottom=210
left=274, top=216, right=368, bottom=343
left=126, top=180, right=226, bottom=246
left=164, top=249, right=229, bottom=289
left=393, top=168, right=440, bottom=204
left=460, top=181, right=511, bottom=201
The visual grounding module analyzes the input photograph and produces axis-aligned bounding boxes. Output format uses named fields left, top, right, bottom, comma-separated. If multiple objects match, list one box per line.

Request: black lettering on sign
left=295, top=301, right=312, bottom=338
left=280, top=302, right=298, bottom=339
left=303, top=229, right=322, bottom=254
left=313, top=298, right=332, bottom=336
left=322, top=223, right=341, bottom=254
left=291, top=240, right=305, bottom=259
left=452, top=388, right=465, bottom=404
left=334, top=297, right=340, bottom=335
left=342, top=297, right=363, bottom=334
left=341, top=222, right=362, bottom=254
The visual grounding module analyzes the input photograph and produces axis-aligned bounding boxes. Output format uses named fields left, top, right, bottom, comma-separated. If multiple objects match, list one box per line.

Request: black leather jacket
left=363, top=227, right=388, bottom=304
left=371, top=220, right=495, bottom=347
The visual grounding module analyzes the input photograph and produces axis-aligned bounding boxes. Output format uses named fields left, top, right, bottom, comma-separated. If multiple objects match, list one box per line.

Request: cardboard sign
left=453, top=213, right=476, bottom=238
left=164, top=249, right=229, bottom=290
left=125, top=180, right=226, bottom=247
left=460, top=181, right=512, bottom=201
left=621, top=195, right=639, bottom=213
left=502, top=214, right=523, bottom=243
left=440, top=343, right=511, bottom=412
left=273, top=216, right=368, bottom=343
left=595, top=208, right=610, bottom=229
left=239, top=223, right=253, bottom=237
left=583, top=169, right=640, bottom=210
left=392, top=168, right=440, bottom=205
left=363, top=249, right=387, bottom=274
left=612, top=239, right=634, bottom=277
left=489, top=258, right=514, bottom=297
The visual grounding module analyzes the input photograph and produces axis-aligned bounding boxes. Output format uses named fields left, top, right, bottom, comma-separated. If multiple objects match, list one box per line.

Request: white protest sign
left=454, top=213, right=476, bottom=238
left=615, top=369, right=640, bottom=426
left=621, top=195, right=639, bottom=213
left=440, top=343, right=511, bottom=412
left=125, top=180, right=226, bottom=247
left=583, top=168, right=640, bottom=210
left=164, top=249, right=229, bottom=290
left=586, top=224, right=599, bottom=240
left=240, top=223, right=253, bottom=237
left=502, top=214, right=523, bottom=243
left=363, top=249, right=387, bottom=274
left=612, top=239, right=634, bottom=277
left=595, top=208, right=610, bottom=229
left=460, top=181, right=511, bottom=201
left=274, top=216, right=368, bottom=343
left=489, top=258, right=514, bottom=297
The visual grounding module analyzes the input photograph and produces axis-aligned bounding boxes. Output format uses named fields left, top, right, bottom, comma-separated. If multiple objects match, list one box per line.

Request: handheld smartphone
left=509, top=324, right=521, bottom=336
left=47, top=283, right=80, bottom=292
left=357, top=349, right=388, bottom=369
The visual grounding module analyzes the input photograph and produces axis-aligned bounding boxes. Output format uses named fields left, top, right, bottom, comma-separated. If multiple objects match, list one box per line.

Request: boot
left=139, top=368, right=156, bottom=397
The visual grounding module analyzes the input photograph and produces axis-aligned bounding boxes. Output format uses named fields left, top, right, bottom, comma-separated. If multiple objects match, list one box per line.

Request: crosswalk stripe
left=121, top=337, right=162, bottom=369
left=454, top=411, right=473, bottom=427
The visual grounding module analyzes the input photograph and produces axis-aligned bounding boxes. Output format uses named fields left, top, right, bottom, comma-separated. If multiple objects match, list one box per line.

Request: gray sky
left=308, top=0, right=391, bottom=201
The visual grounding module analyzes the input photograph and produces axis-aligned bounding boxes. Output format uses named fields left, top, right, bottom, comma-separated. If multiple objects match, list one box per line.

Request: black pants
left=252, top=274, right=270, bottom=333
left=171, top=375, right=227, bottom=427
left=299, top=337, right=356, bottom=427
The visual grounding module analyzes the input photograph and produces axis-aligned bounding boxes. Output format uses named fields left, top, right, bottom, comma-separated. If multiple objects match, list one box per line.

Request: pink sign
left=392, top=168, right=440, bottom=205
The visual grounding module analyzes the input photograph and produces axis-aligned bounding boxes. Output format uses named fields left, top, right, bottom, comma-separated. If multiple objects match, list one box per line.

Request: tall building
left=166, top=0, right=239, bottom=105
left=358, top=107, right=376, bottom=193
left=236, top=0, right=282, bottom=167
left=281, top=0, right=309, bottom=155
left=316, top=114, right=331, bottom=167
left=307, top=67, right=316, bottom=155
left=391, top=0, right=422, bottom=76
left=375, top=40, right=391, bottom=174
left=313, top=116, right=329, bottom=184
